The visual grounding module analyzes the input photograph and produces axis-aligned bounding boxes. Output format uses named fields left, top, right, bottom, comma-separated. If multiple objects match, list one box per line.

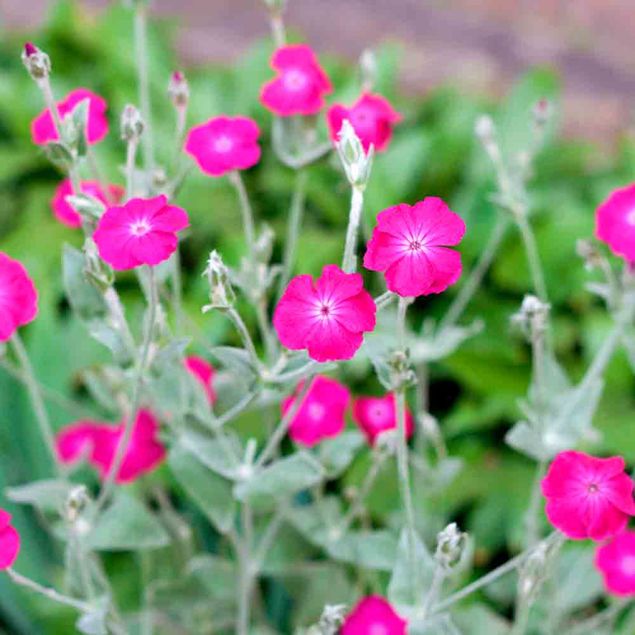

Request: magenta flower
left=56, top=409, right=166, bottom=484
left=353, top=393, right=414, bottom=446
left=51, top=179, right=124, bottom=229
left=0, top=510, right=20, bottom=570
left=31, top=88, right=109, bottom=146
left=595, top=183, right=635, bottom=262
left=541, top=451, right=635, bottom=541
left=260, top=44, right=332, bottom=117
left=273, top=265, right=376, bottom=363
left=0, top=253, right=38, bottom=342
left=363, top=197, right=466, bottom=298
left=184, top=116, right=261, bottom=177
left=184, top=355, right=217, bottom=404
left=327, top=93, right=402, bottom=152
left=341, top=596, right=407, bottom=635
left=93, top=195, right=189, bottom=271
left=595, top=530, right=635, bottom=596
left=282, top=375, right=351, bottom=447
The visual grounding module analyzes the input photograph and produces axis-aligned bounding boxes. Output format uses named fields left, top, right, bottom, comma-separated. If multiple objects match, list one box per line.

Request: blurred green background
left=2, top=1, right=635, bottom=632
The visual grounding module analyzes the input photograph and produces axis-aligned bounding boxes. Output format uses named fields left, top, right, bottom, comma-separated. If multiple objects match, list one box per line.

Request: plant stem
left=215, top=389, right=259, bottom=428
left=342, top=186, right=364, bottom=273
left=525, top=460, right=547, bottom=547
left=96, top=266, right=158, bottom=510
left=269, top=12, right=286, bottom=47
left=229, top=171, right=257, bottom=266
left=86, top=146, right=113, bottom=202
left=511, top=596, right=531, bottom=635
left=255, top=298, right=276, bottom=363
left=254, top=375, right=315, bottom=469
left=568, top=599, right=630, bottom=635
left=225, top=307, right=261, bottom=370
left=421, top=565, right=445, bottom=618
left=277, top=169, right=307, bottom=298
left=515, top=213, right=548, bottom=303
left=125, top=137, right=139, bottom=200
left=134, top=2, right=154, bottom=174
left=6, top=568, right=92, bottom=613
left=237, top=503, right=255, bottom=635
left=170, top=248, right=184, bottom=335
left=395, top=297, right=420, bottom=601
left=39, top=77, right=63, bottom=136
left=439, top=216, right=509, bottom=332
left=10, top=333, right=59, bottom=473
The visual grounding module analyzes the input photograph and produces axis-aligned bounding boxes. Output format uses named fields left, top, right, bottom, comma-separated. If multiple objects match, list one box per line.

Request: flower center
left=408, top=239, right=423, bottom=251
left=214, top=136, right=234, bottom=153
left=587, top=482, right=600, bottom=494
left=129, top=219, right=151, bottom=236
left=283, top=69, right=308, bottom=91
left=307, top=402, right=325, bottom=421
left=622, top=556, right=635, bottom=576
left=318, top=302, right=332, bottom=319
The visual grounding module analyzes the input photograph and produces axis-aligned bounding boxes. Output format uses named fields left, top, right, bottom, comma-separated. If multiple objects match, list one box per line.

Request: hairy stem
left=134, top=2, right=154, bottom=173
left=237, top=503, right=255, bottom=635
left=229, top=171, right=257, bottom=267
left=125, top=137, right=139, bottom=200
left=342, top=186, right=364, bottom=273
left=515, top=213, right=548, bottom=303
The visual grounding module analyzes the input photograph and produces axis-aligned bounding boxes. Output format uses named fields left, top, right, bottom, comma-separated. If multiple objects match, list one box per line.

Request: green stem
left=134, top=2, right=154, bottom=174
left=237, top=503, right=255, bottom=635
left=342, top=186, right=364, bottom=273
left=229, top=171, right=257, bottom=266
left=125, top=137, right=139, bottom=200
left=170, top=248, right=184, bottom=335
left=96, top=266, right=158, bottom=510
left=515, top=213, right=548, bottom=303
left=225, top=307, right=261, bottom=370
left=10, top=333, right=59, bottom=473
left=269, top=12, right=286, bottom=47
left=525, top=460, right=547, bottom=548
left=277, top=169, right=307, bottom=298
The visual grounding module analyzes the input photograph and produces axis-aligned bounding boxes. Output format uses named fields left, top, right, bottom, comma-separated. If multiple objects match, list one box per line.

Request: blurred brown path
left=5, top=0, right=635, bottom=144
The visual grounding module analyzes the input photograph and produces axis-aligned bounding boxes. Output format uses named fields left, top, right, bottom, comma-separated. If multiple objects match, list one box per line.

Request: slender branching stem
left=134, top=2, right=154, bottom=173
left=342, top=186, right=364, bottom=273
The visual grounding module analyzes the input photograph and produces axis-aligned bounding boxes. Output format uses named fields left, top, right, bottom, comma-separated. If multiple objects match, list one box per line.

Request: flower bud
left=317, top=604, right=347, bottom=635
left=202, top=250, right=235, bottom=311
left=511, top=294, right=550, bottom=337
left=64, top=485, right=90, bottom=523
left=21, top=42, right=51, bottom=81
left=168, top=70, right=189, bottom=109
left=576, top=239, right=603, bottom=271
left=121, top=104, right=144, bottom=142
left=474, top=115, right=495, bottom=145
left=336, top=120, right=374, bottom=188
left=532, top=98, right=552, bottom=128
left=435, top=522, right=467, bottom=570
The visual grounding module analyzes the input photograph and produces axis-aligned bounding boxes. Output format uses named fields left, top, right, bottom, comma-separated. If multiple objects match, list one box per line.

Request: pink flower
left=184, top=116, right=261, bottom=177
left=363, top=198, right=466, bottom=297
left=353, top=393, right=414, bottom=446
left=341, top=596, right=407, bottom=635
left=184, top=355, right=217, bottom=404
left=0, top=510, right=20, bottom=570
left=327, top=93, right=402, bottom=152
left=56, top=410, right=166, bottom=484
left=541, top=451, right=635, bottom=541
left=595, top=183, right=635, bottom=262
left=260, top=44, right=332, bottom=116
left=93, top=195, right=189, bottom=271
left=273, top=264, right=376, bottom=363
left=595, top=530, right=635, bottom=596
left=282, top=375, right=351, bottom=447
left=51, top=179, right=124, bottom=229
left=0, top=253, right=38, bottom=342
left=31, top=88, right=109, bottom=146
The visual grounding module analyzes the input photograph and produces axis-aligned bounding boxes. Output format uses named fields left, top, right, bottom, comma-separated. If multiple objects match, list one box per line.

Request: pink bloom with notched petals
left=184, top=116, right=261, bottom=177
left=541, top=451, right=635, bottom=541
left=363, top=197, right=466, bottom=298
left=0, top=253, right=38, bottom=342
left=0, top=510, right=20, bottom=570
left=31, top=88, right=109, bottom=146
left=260, top=44, right=332, bottom=116
left=273, top=264, right=376, bottom=363
left=341, top=596, right=407, bottom=635
left=56, top=410, right=166, bottom=484
left=595, top=183, right=635, bottom=262
left=282, top=375, right=351, bottom=447
left=595, top=530, right=635, bottom=596
left=327, top=93, right=402, bottom=152
left=51, top=179, right=124, bottom=228
left=93, top=195, right=189, bottom=271
left=353, top=393, right=414, bottom=446
left=184, top=355, right=217, bottom=404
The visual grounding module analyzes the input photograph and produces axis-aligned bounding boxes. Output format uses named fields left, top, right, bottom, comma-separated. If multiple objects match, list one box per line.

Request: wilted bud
left=64, top=485, right=90, bottom=523
left=21, top=42, right=51, bottom=81
left=121, top=104, right=144, bottom=142
left=359, top=49, right=377, bottom=92
left=511, top=294, right=550, bottom=337
left=435, top=522, right=467, bottom=570
left=532, top=98, right=552, bottom=128
left=317, top=604, right=347, bottom=635
left=576, top=238, right=603, bottom=271
left=336, top=120, right=374, bottom=188
left=202, top=250, right=235, bottom=311
left=168, top=70, right=189, bottom=109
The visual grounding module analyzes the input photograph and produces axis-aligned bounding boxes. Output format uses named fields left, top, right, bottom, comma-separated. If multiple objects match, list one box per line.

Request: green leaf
left=187, top=555, right=237, bottom=603
left=326, top=530, right=398, bottom=571
left=88, top=492, right=170, bottom=551
left=178, top=427, right=243, bottom=480
left=317, top=430, right=365, bottom=479
left=6, top=479, right=74, bottom=513
left=76, top=607, right=107, bottom=635
left=234, top=452, right=325, bottom=506
left=388, top=528, right=435, bottom=607
left=209, top=346, right=258, bottom=384
left=168, top=446, right=236, bottom=533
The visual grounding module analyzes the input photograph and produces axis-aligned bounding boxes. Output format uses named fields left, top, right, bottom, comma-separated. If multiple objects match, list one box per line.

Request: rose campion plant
left=8, top=6, right=635, bottom=635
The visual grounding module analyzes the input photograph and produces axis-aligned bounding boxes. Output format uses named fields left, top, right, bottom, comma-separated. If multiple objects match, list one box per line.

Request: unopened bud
left=475, top=115, right=495, bottom=144
left=317, top=604, right=347, bottom=635
left=65, top=485, right=89, bottom=523
left=121, top=104, right=144, bottom=142
left=435, top=522, right=467, bottom=570
left=336, top=120, right=374, bottom=188
left=21, top=42, right=51, bottom=80
left=576, top=239, right=603, bottom=271
left=168, top=70, right=189, bottom=109
left=360, top=49, right=377, bottom=92
left=202, top=250, right=235, bottom=310
left=511, top=294, right=550, bottom=336
left=532, top=99, right=552, bottom=128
